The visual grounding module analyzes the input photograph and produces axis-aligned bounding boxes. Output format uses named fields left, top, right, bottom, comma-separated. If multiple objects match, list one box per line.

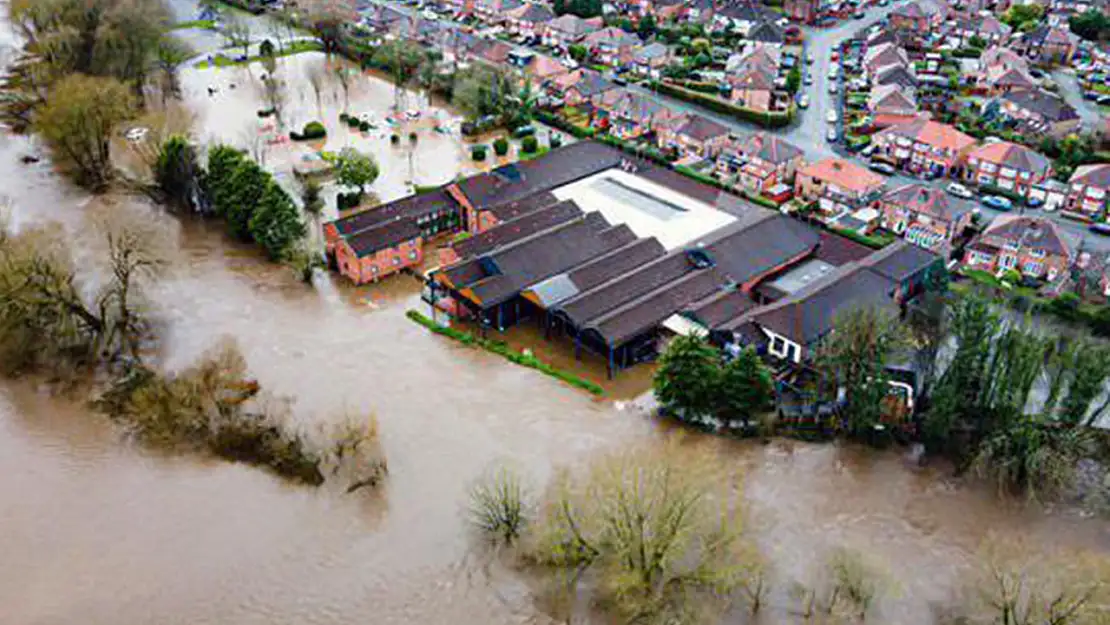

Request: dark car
left=1090, top=222, right=1110, bottom=236
left=868, top=161, right=897, bottom=176
left=853, top=10, right=865, bottom=18
left=1097, top=94, right=1110, bottom=106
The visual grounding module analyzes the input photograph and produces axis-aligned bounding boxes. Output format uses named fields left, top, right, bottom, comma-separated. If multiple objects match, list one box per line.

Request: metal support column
left=607, top=345, right=614, bottom=380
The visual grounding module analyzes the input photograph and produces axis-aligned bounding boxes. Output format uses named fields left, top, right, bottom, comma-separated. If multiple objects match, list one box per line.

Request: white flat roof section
left=552, top=169, right=737, bottom=250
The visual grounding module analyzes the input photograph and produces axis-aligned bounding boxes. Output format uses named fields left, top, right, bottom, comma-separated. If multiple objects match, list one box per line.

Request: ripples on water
left=1, top=14, right=1108, bottom=625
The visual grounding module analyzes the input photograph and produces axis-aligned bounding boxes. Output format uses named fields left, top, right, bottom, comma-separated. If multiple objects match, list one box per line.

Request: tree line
left=654, top=290, right=1110, bottom=504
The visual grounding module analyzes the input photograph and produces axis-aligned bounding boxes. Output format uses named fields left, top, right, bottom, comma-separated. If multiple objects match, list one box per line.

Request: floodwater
left=1, top=15, right=1109, bottom=625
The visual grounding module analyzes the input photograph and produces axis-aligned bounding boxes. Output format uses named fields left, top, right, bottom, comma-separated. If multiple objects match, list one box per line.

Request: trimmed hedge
left=290, top=121, right=326, bottom=141
left=534, top=110, right=595, bottom=139
left=471, top=145, right=487, bottom=161
left=493, top=137, right=509, bottom=156
left=337, top=191, right=362, bottom=211
left=651, top=80, right=794, bottom=129
left=405, top=310, right=605, bottom=396
left=521, top=136, right=538, bottom=153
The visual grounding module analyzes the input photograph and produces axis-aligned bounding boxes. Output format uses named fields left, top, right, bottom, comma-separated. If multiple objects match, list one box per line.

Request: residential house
left=977, top=45, right=1037, bottom=93
left=551, top=69, right=618, bottom=107
left=889, top=0, right=947, bottom=33
left=784, top=0, right=821, bottom=24
left=719, top=133, right=805, bottom=194
left=963, top=215, right=1074, bottom=282
left=632, top=42, right=673, bottom=78
left=1067, top=163, right=1110, bottom=217
left=473, top=0, right=525, bottom=22
left=947, top=13, right=1012, bottom=48
left=546, top=14, right=603, bottom=48
left=963, top=141, right=1053, bottom=197
left=872, top=116, right=977, bottom=176
left=657, top=114, right=731, bottom=159
left=869, top=84, right=920, bottom=127
left=728, top=65, right=777, bottom=112
left=591, top=90, right=681, bottom=139
left=506, top=3, right=555, bottom=38
left=874, top=64, right=919, bottom=90
left=796, top=158, right=887, bottom=215
left=877, top=183, right=972, bottom=251
left=747, top=20, right=786, bottom=45
left=994, top=88, right=1081, bottom=137
left=684, top=0, right=718, bottom=24
left=584, top=27, right=642, bottom=68
left=465, top=38, right=514, bottom=66
left=712, top=2, right=779, bottom=35
left=864, top=43, right=910, bottom=77
left=1015, top=24, right=1080, bottom=64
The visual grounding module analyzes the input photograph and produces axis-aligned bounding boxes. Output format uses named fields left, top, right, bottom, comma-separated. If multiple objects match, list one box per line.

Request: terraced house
left=963, top=141, right=1053, bottom=198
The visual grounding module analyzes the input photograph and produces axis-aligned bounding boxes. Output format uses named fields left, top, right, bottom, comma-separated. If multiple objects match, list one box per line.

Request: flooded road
left=1, top=13, right=1109, bottom=625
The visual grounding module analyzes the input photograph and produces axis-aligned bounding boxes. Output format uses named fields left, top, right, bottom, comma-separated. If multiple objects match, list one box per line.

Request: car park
left=868, top=161, right=896, bottom=176
left=980, top=195, right=1013, bottom=211
left=945, top=183, right=974, bottom=199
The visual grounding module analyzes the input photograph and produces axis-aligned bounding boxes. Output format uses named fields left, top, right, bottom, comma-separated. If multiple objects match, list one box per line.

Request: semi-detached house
left=963, top=141, right=1053, bottom=198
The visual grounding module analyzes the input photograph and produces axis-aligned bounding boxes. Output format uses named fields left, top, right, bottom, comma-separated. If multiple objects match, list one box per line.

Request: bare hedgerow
left=467, top=465, right=531, bottom=546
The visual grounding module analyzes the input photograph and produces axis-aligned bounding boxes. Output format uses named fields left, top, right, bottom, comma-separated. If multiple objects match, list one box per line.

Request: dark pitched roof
left=1000, top=89, right=1079, bottom=123
left=452, top=199, right=581, bottom=259
left=514, top=3, right=555, bottom=22
left=588, top=267, right=729, bottom=346
left=980, top=215, right=1073, bottom=258
left=814, top=230, right=874, bottom=265
left=1072, top=164, right=1110, bottom=188
left=347, top=217, right=423, bottom=257
left=568, top=70, right=617, bottom=98
left=737, top=266, right=897, bottom=345
left=330, top=188, right=455, bottom=238
left=674, top=114, right=730, bottom=142
left=866, top=241, right=939, bottom=283
left=556, top=251, right=702, bottom=326
left=748, top=20, right=785, bottom=43
left=704, top=214, right=822, bottom=285
left=452, top=211, right=637, bottom=306
left=684, top=288, right=757, bottom=327
left=874, top=64, right=917, bottom=89
left=483, top=191, right=559, bottom=223
left=454, top=141, right=622, bottom=209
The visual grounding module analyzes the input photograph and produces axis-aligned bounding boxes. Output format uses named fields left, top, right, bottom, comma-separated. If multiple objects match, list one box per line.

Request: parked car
left=1026, top=196, right=1044, bottom=209
left=828, top=82, right=838, bottom=94
left=613, top=76, right=628, bottom=86
left=1097, top=94, right=1110, bottom=106
left=861, top=144, right=876, bottom=158
left=1090, top=222, right=1110, bottom=236
left=980, top=195, right=1013, bottom=211
left=806, top=52, right=815, bottom=64
left=827, top=127, right=838, bottom=142
left=826, top=110, right=838, bottom=124
left=868, top=161, right=896, bottom=176
left=853, top=10, right=865, bottom=18
left=799, top=94, right=810, bottom=108
left=805, top=74, right=814, bottom=85
left=945, top=182, right=974, bottom=199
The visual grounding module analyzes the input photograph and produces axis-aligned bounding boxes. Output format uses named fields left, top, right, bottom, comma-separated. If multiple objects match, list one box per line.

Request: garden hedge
left=650, top=81, right=794, bottom=129
left=290, top=121, right=327, bottom=141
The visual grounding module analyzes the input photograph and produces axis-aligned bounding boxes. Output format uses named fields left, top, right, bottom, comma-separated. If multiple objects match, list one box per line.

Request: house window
left=371, top=265, right=379, bottom=274
left=1022, top=261, right=1044, bottom=276
left=1001, top=254, right=1017, bottom=269
left=1029, top=248, right=1045, bottom=258
left=771, top=335, right=786, bottom=356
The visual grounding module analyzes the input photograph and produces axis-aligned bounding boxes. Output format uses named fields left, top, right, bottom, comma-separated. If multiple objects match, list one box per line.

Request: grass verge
left=168, top=19, right=216, bottom=31
left=406, top=309, right=605, bottom=396
left=196, top=40, right=323, bottom=69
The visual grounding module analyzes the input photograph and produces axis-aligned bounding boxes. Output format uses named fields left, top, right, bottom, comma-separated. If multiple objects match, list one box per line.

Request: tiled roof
left=735, top=133, right=804, bottom=165
left=980, top=215, right=1073, bottom=259
left=673, top=114, right=730, bottom=142
left=452, top=198, right=580, bottom=259
left=684, top=289, right=757, bottom=327
left=511, top=3, right=555, bottom=22
left=967, top=141, right=1051, bottom=176
left=1000, top=89, right=1079, bottom=123
left=874, top=64, right=917, bottom=89
left=347, top=217, right=422, bottom=257
left=1071, top=164, right=1110, bottom=188
left=330, top=188, right=455, bottom=238
left=584, top=26, right=640, bottom=47
left=799, top=158, right=886, bottom=194
left=876, top=117, right=976, bottom=153
left=704, top=213, right=822, bottom=285
left=880, top=183, right=964, bottom=222
left=869, top=84, right=917, bottom=116
left=866, top=241, right=939, bottom=284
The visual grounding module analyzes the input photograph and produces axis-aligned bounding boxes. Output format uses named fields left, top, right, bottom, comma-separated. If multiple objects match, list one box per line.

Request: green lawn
left=195, top=40, right=323, bottom=69
left=168, top=19, right=216, bottom=31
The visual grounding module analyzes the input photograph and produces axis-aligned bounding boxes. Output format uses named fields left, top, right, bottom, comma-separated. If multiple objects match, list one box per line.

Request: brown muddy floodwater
left=1, top=22, right=1109, bottom=625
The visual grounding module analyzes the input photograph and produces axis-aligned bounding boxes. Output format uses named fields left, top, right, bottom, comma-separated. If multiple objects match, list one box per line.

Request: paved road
left=1052, top=69, right=1104, bottom=130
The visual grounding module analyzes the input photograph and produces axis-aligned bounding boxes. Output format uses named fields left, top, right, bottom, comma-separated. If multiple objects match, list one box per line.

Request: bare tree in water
left=306, top=64, right=326, bottom=112
left=223, top=17, right=252, bottom=60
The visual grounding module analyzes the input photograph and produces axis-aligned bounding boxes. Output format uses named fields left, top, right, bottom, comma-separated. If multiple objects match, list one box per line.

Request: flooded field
left=1, top=12, right=1109, bottom=625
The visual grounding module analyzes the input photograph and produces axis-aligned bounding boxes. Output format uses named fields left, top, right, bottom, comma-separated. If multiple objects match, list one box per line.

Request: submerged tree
left=154, top=135, right=203, bottom=212
left=653, top=333, right=722, bottom=422
left=524, top=444, right=760, bottom=624
left=819, top=306, right=909, bottom=437
left=33, top=73, right=137, bottom=189
left=335, top=148, right=380, bottom=199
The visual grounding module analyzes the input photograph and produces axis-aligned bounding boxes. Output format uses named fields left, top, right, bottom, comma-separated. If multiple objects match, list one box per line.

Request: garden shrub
left=337, top=191, right=362, bottom=211
left=391, top=134, right=401, bottom=144
left=472, top=145, right=487, bottom=161
left=550, top=134, right=563, bottom=148
left=290, top=121, right=326, bottom=141
left=521, top=136, right=538, bottom=153
left=493, top=137, right=509, bottom=156
left=359, top=121, right=370, bottom=131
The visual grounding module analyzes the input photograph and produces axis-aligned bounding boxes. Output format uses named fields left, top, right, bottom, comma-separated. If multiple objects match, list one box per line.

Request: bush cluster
left=290, top=121, right=327, bottom=141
